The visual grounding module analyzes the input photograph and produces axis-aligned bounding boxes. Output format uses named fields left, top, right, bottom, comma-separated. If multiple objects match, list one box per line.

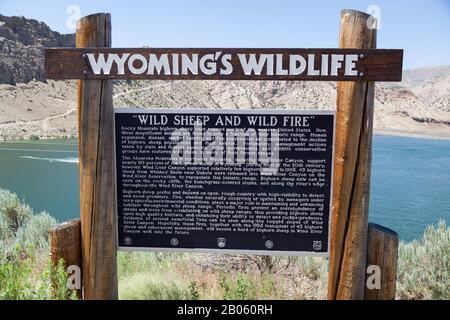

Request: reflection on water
left=19, top=156, right=79, bottom=163
left=0, top=139, right=79, bottom=221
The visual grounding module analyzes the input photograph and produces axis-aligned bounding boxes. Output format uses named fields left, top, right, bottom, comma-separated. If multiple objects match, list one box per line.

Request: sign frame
left=114, top=107, right=336, bottom=257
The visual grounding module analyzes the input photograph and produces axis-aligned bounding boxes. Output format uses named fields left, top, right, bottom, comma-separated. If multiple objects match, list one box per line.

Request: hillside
left=1, top=75, right=450, bottom=140
left=0, top=14, right=75, bottom=84
left=0, top=14, right=449, bottom=140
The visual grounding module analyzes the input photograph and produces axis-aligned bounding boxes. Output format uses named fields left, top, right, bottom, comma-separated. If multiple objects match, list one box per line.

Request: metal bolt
left=83, top=70, right=87, bottom=75
left=82, top=53, right=86, bottom=58
left=359, top=72, right=364, bottom=77
left=359, top=54, right=365, bottom=59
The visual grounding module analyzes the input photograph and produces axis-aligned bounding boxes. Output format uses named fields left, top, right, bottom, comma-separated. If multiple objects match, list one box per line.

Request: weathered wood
left=49, top=219, right=82, bottom=298
left=328, top=9, right=376, bottom=300
left=77, top=13, right=118, bottom=300
left=44, top=47, right=403, bottom=81
left=364, top=223, right=399, bottom=300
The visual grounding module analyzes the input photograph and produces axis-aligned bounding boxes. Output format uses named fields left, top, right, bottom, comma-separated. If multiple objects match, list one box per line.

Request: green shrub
left=236, top=274, right=255, bottom=299
left=40, top=258, right=78, bottom=300
left=0, top=246, right=34, bottom=299
left=188, top=281, right=200, bottom=300
left=15, top=212, right=56, bottom=251
left=218, top=272, right=258, bottom=300
left=218, top=272, right=232, bottom=300
left=0, top=189, right=56, bottom=259
left=0, top=189, right=71, bottom=300
left=259, top=273, right=279, bottom=297
left=0, top=189, right=32, bottom=234
left=397, top=220, right=450, bottom=300
left=0, top=246, right=76, bottom=300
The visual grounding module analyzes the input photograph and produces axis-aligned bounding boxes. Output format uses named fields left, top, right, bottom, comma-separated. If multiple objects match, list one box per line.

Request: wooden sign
left=114, top=108, right=335, bottom=255
left=47, top=10, right=402, bottom=300
left=45, top=48, right=403, bottom=81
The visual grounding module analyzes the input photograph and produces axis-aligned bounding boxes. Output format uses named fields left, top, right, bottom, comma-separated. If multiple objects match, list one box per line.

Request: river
left=0, top=135, right=449, bottom=241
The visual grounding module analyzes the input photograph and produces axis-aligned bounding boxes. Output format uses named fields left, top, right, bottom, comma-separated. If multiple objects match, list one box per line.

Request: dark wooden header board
left=45, top=48, right=403, bottom=81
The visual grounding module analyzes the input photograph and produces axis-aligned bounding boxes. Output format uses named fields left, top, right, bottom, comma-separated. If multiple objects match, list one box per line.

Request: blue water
left=369, top=135, right=450, bottom=241
left=0, top=135, right=449, bottom=241
left=0, top=140, right=80, bottom=219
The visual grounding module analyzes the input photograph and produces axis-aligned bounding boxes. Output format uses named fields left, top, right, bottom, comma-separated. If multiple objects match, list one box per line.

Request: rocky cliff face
left=0, top=14, right=75, bottom=84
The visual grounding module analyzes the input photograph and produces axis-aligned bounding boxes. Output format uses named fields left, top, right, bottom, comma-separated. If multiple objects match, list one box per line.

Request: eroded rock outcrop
left=0, top=14, right=75, bottom=84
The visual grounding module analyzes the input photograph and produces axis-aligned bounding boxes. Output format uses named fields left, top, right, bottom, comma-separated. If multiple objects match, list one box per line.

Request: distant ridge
left=400, top=65, right=450, bottom=88
left=0, top=14, right=449, bottom=140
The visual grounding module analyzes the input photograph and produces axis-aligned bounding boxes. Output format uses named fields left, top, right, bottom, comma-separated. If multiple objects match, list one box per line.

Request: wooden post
left=364, top=223, right=399, bottom=300
left=76, top=13, right=118, bottom=300
left=49, top=219, right=82, bottom=298
left=328, top=9, right=376, bottom=300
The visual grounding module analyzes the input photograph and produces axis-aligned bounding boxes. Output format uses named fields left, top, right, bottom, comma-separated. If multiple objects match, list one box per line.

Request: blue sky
left=1, top=0, right=449, bottom=69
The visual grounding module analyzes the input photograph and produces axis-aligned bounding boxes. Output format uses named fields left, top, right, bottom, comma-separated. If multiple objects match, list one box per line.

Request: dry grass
left=117, top=253, right=328, bottom=300
left=117, top=221, right=449, bottom=300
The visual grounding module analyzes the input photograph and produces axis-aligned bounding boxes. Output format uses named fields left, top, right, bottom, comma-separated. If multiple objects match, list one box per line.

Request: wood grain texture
left=77, top=13, right=118, bottom=300
left=45, top=47, right=403, bottom=81
left=49, top=219, right=82, bottom=298
left=364, top=223, right=399, bottom=300
left=328, top=9, right=376, bottom=300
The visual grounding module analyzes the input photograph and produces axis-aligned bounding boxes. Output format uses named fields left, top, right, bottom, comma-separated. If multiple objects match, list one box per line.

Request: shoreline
left=373, top=129, right=450, bottom=141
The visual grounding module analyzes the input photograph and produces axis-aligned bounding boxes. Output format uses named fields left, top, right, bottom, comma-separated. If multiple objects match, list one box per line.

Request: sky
left=1, top=0, right=449, bottom=70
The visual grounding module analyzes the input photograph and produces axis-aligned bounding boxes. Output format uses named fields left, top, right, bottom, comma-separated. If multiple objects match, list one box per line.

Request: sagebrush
left=0, top=188, right=448, bottom=300
left=0, top=189, right=76, bottom=300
